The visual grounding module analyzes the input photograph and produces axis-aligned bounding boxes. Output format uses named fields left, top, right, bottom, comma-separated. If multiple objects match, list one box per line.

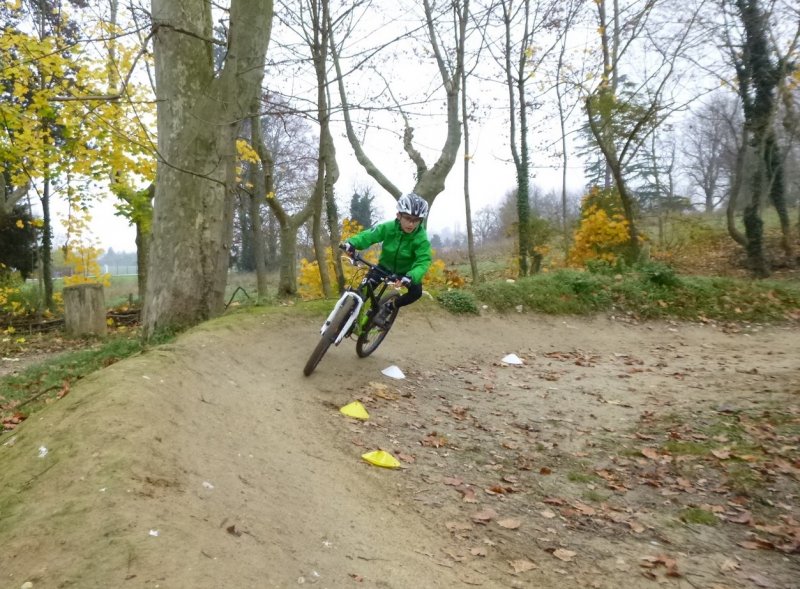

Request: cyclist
left=343, top=192, right=432, bottom=327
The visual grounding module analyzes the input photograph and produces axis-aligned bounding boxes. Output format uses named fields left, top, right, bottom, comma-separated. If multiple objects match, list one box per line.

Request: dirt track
left=1, top=305, right=798, bottom=588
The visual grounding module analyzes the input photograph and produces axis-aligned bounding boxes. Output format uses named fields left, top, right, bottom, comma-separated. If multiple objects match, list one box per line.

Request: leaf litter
left=342, top=326, right=800, bottom=588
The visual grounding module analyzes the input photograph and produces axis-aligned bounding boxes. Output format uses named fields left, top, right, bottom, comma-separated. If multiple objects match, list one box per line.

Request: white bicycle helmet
left=396, top=192, right=429, bottom=218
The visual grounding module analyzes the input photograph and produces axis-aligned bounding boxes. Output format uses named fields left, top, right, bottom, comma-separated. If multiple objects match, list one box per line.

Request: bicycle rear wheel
left=303, top=297, right=356, bottom=376
left=356, top=292, right=400, bottom=358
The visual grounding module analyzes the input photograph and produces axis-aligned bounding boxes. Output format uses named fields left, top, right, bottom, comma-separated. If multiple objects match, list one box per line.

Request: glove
left=399, top=275, right=412, bottom=287
left=341, top=242, right=356, bottom=256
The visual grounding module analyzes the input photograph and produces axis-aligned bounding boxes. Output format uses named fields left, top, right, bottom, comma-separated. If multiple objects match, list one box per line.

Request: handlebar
left=339, top=243, right=401, bottom=283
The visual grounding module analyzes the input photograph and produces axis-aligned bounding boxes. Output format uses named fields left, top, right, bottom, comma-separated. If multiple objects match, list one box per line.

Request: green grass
left=581, top=489, right=609, bottom=503
left=662, top=440, right=712, bottom=456
left=466, top=263, right=799, bottom=323
left=0, top=331, right=173, bottom=417
left=725, top=463, right=764, bottom=497
left=680, top=507, right=718, bottom=525
left=567, top=470, right=600, bottom=484
left=436, top=290, right=480, bottom=314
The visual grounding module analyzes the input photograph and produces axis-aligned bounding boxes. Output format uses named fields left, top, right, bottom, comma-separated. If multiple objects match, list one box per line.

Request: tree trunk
left=727, top=127, right=748, bottom=246
left=246, top=114, right=269, bottom=298
left=585, top=95, right=641, bottom=262
left=501, top=0, right=529, bottom=277
left=556, top=66, right=570, bottom=257
left=40, top=173, right=53, bottom=309
left=462, top=64, right=479, bottom=284
left=135, top=223, right=149, bottom=302
left=248, top=169, right=269, bottom=299
left=63, top=284, right=106, bottom=337
left=765, top=132, right=793, bottom=262
left=610, top=164, right=641, bottom=262
left=311, top=179, right=332, bottom=298
left=323, top=128, right=343, bottom=292
left=278, top=225, right=299, bottom=296
left=311, top=1, right=344, bottom=292
left=249, top=193, right=269, bottom=298
left=311, top=28, right=334, bottom=299
left=143, top=0, right=273, bottom=338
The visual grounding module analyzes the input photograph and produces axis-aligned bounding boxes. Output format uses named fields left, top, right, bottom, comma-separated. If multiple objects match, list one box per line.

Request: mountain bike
left=303, top=246, right=403, bottom=376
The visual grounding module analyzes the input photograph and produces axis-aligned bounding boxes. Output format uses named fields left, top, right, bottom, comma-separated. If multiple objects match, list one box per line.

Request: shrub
left=637, top=260, right=680, bottom=288
left=568, top=186, right=648, bottom=267
left=568, top=205, right=631, bottom=267
left=437, top=289, right=479, bottom=315
left=0, top=274, right=38, bottom=318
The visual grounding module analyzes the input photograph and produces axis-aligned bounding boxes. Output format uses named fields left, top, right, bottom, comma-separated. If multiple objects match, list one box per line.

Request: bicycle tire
left=356, top=292, right=400, bottom=358
left=303, top=297, right=357, bottom=376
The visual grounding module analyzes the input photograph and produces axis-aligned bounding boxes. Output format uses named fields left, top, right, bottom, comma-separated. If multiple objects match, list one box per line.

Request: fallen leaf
left=712, top=449, right=731, bottom=459
left=497, top=518, right=521, bottom=530
left=471, top=508, right=498, bottom=524
left=640, top=554, right=681, bottom=577
left=540, top=509, right=557, bottom=519
left=641, top=447, right=660, bottom=460
left=725, top=510, right=753, bottom=525
left=445, top=521, right=473, bottom=532
left=543, top=497, right=565, bottom=506
left=421, top=432, right=448, bottom=447
left=552, top=548, right=576, bottom=562
left=628, top=520, right=646, bottom=534
left=443, top=476, right=464, bottom=486
left=573, top=501, right=596, bottom=516
left=738, top=537, right=775, bottom=551
left=444, top=550, right=467, bottom=562
left=486, top=484, right=518, bottom=495
left=56, top=381, right=70, bottom=399
left=459, top=486, right=478, bottom=503
left=719, top=558, right=740, bottom=572
left=509, top=559, right=537, bottom=573
left=369, top=382, right=398, bottom=400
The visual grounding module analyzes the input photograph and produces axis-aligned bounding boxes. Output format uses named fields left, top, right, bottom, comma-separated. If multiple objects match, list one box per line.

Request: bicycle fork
left=320, top=291, right=364, bottom=345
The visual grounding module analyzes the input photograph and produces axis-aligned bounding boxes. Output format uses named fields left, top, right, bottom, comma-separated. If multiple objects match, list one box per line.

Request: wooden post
left=63, top=284, right=106, bottom=337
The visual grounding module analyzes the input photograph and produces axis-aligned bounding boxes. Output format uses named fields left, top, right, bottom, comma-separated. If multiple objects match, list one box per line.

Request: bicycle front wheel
left=356, top=293, right=400, bottom=358
left=303, top=297, right=357, bottom=376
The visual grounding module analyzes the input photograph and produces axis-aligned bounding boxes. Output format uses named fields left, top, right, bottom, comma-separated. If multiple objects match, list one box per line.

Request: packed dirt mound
left=0, top=307, right=798, bottom=589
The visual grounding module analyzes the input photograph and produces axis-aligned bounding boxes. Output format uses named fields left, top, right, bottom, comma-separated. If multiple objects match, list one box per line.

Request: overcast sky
left=49, top=1, right=596, bottom=253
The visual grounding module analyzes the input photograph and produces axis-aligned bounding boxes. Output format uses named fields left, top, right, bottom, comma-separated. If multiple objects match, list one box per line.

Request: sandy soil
left=0, top=305, right=798, bottom=589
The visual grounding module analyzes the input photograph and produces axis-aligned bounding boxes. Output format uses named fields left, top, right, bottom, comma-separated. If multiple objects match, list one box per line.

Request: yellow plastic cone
left=361, top=450, right=401, bottom=469
left=339, top=401, right=369, bottom=420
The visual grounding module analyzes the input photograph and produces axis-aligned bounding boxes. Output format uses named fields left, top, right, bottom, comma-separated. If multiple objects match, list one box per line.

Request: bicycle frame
left=324, top=260, right=394, bottom=341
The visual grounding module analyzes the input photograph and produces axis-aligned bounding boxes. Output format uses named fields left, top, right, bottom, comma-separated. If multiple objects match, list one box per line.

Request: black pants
left=367, top=266, right=423, bottom=308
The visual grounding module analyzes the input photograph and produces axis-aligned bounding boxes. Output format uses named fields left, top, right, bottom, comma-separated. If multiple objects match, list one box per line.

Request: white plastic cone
left=381, top=365, right=405, bottom=379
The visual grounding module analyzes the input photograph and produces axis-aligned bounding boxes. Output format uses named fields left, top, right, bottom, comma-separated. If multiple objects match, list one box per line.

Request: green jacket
left=348, top=219, right=432, bottom=284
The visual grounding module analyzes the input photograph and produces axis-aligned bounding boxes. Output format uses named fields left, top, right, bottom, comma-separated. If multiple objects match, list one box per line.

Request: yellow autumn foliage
left=63, top=245, right=111, bottom=288
left=61, top=202, right=110, bottom=287
left=568, top=187, right=633, bottom=267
